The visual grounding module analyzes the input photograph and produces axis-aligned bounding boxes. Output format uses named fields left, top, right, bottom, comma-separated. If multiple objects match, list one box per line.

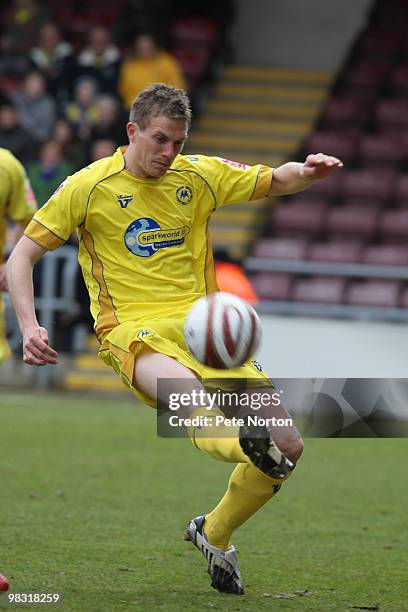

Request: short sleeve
left=24, top=174, right=87, bottom=250
left=7, top=159, right=37, bottom=225
left=192, top=156, right=273, bottom=208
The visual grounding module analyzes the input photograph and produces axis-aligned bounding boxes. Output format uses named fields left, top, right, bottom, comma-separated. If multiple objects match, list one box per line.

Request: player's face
left=127, top=115, right=188, bottom=178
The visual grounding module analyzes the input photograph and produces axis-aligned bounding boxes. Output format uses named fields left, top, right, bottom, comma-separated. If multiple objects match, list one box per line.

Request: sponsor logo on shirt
left=251, top=359, right=263, bottom=372
left=176, top=185, right=193, bottom=205
left=116, top=194, right=134, bottom=209
left=51, top=179, right=69, bottom=196
left=137, top=329, right=154, bottom=339
left=124, top=217, right=190, bottom=257
left=217, top=157, right=249, bottom=170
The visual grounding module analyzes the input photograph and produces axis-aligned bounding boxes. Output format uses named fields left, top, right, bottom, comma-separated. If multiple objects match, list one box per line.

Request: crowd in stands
left=0, top=0, right=233, bottom=348
left=0, top=0, right=232, bottom=207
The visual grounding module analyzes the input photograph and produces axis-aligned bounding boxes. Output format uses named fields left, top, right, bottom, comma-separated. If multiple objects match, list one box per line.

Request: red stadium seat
left=271, top=199, right=327, bottom=238
left=307, top=240, right=363, bottom=263
left=341, top=60, right=390, bottom=95
left=341, top=169, right=396, bottom=204
left=394, top=174, right=408, bottom=207
left=325, top=204, right=379, bottom=241
left=303, top=170, right=342, bottom=200
left=170, top=48, right=210, bottom=93
left=320, top=96, right=368, bottom=130
left=399, top=286, right=408, bottom=308
left=351, top=29, right=399, bottom=60
left=291, top=277, right=347, bottom=304
left=358, top=133, right=408, bottom=168
left=362, top=244, right=408, bottom=266
left=389, top=63, right=408, bottom=96
left=346, top=280, right=402, bottom=307
left=370, top=2, right=408, bottom=28
left=379, top=209, right=408, bottom=241
left=304, top=131, right=358, bottom=165
left=171, top=48, right=209, bottom=80
left=171, top=17, right=219, bottom=50
left=375, top=98, right=408, bottom=132
left=251, top=273, right=292, bottom=300
left=252, top=238, right=308, bottom=260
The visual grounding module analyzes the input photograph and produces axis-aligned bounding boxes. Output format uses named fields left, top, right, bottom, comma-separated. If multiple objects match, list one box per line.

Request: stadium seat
left=370, top=2, right=408, bottom=28
left=350, top=29, right=399, bottom=60
left=346, top=280, right=402, bottom=307
left=251, top=272, right=292, bottom=300
left=271, top=199, right=327, bottom=238
left=302, top=170, right=342, bottom=200
left=340, top=60, right=390, bottom=95
left=171, top=48, right=209, bottom=80
left=320, top=96, right=368, bottom=130
left=304, top=131, right=358, bottom=165
left=307, top=240, right=363, bottom=263
left=171, top=17, right=219, bottom=50
left=394, top=174, right=408, bottom=207
left=358, top=133, right=408, bottom=168
left=389, top=63, right=408, bottom=96
left=379, top=209, right=408, bottom=241
left=341, top=169, right=396, bottom=204
left=325, top=204, right=379, bottom=241
left=399, top=286, right=408, bottom=308
left=291, top=276, right=347, bottom=304
left=252, top=238, right=308, bottom=260
left=362, top=244, right=408, bottom=266
left=375, top=98, right=408, bottom=132
left=171, top=48, right=210, bottom=93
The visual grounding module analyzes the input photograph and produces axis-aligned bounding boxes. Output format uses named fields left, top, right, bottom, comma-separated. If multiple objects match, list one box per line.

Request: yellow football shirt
left=0, top=148, right=37, bottom=363
left=24, top=148, right=272, bottom=342
left=0, top=148, right=37, bottom=262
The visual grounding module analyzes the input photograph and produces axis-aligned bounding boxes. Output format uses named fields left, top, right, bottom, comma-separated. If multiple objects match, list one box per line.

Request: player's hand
left=23, top=326, right=58, bottom=366
left=302, top=153, right=343, bottom=179
left=0, top=263, right=6, bottom=291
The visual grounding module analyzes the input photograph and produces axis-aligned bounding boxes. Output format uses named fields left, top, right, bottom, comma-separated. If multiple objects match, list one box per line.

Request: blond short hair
left=129, top=83, right=192, bottom=130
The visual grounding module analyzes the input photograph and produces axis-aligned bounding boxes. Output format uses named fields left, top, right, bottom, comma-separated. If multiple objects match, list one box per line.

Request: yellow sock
left=204, top=463, right=291, bottom=550
left=188, top=407, right=248, bottom=463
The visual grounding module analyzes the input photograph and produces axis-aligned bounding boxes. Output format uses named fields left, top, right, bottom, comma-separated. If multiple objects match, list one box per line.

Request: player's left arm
left=269, top=153, right=343, bottom=196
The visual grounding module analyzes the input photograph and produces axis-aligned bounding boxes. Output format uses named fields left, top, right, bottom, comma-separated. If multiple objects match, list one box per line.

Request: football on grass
left=184, top=292, right=262, bottom=369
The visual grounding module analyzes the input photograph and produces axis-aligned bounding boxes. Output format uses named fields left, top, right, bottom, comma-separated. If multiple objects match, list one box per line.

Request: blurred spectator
left=11, top=71, right=56, bottom=145
left=89, top=139, right=117, bottom=163
left=214, top=249, right=259, bottom=305
left=0, top=40, right=33, bottom=83
left=29, top=22, right=74, bottom=102
left=64, top=77, right=99, bottom=141
left=76, top=26, right=121, bottom=93
left=118, top=33, right=186, bottom=109
left=51, top=118, right=85, bottom=170
left=113, top=0, right=174, bottom=48
left=1, top=0, right=48, bottom=55
left=0, top=103, right=35, bottom=163
left=27, top=140, right=74, bottom=205
left=88, top=96, right=126, bottom=148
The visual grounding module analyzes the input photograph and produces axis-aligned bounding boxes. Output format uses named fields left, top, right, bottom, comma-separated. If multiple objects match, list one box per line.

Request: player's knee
left=281, top=436, right=304, bottom=464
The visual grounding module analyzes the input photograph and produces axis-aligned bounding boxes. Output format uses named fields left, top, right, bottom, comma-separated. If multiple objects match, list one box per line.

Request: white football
left=184, top=292, right=262, bottom=369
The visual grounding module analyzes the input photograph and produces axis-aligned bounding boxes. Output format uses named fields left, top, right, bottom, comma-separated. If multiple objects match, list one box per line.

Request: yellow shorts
left=0, top=297, right=11, bottom=364
left=98, top=318, right=270, bottom=408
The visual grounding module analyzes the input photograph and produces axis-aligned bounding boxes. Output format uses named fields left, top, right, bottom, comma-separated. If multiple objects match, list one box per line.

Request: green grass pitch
left=0, top=392, right=406, bottom=611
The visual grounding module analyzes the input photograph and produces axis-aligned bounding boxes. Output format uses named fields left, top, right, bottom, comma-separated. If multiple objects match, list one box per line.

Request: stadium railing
left=245, top=256, right=408, bottom=321
left=4, top=245, right=80, bottom=389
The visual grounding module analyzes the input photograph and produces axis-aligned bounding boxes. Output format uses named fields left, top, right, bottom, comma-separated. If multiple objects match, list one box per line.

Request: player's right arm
left=7, top=236, right=58, bottom=366
left=6, top=162, right=95, bottom=364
